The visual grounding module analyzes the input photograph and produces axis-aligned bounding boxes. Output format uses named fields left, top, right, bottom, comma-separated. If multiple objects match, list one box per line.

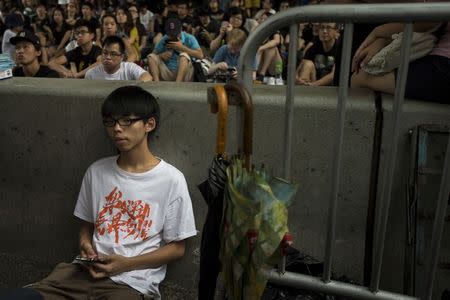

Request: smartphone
left=74, top=256, right=101, bottom=263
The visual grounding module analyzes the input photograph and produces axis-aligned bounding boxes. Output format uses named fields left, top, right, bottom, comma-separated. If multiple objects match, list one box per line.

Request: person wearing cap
left=85, top=36, right=152, bottom=81
left=2, top=13, right=25, bottom=60
left=11, top=30, right=60, bottom=78
left=147, top=17, right=203, bottom=82
left=49, top=19, right=102, bottom=78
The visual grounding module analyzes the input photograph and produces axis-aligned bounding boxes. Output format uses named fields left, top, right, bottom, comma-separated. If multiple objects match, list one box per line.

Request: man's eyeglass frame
left=103, top=117, right=146, bottom=127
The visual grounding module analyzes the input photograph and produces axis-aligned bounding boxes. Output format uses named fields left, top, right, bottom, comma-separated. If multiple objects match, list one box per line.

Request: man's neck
left=117, top=147, right=160, bottom=173
left=104, top=62, right=121, bottom=75
left=22, top=60, right=41, bottom=77
left=322, top=39, right=336, bottom=52
left=80, top=42, right=93, bottom=54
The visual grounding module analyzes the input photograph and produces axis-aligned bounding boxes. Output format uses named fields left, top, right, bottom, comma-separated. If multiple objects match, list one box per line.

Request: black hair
left=81, top=1, right=95, bottom=10
left=74, top=18, right=95, bottom=33
left=103, top=35, right=125, bottom=53
left=102, top=86, right=160, bottom=137
left=226, top=7, right=246, bottom=27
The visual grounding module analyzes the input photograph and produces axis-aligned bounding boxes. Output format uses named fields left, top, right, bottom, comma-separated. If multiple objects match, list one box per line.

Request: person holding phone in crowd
left=147, top=17, right=203, bottom=82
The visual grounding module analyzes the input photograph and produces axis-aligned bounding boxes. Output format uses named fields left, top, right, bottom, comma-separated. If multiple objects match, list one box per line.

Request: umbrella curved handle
left=224, top=82, right=253, bottom=167
left=210, top=85, right=228, bottom=156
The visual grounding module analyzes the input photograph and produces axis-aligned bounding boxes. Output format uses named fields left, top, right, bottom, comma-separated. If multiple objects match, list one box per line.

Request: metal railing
left=236, top=3, right=450, bottom=300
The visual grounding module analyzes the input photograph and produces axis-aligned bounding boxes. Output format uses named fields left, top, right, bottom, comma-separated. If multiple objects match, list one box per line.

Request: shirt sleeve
left=73, top=168, right=94, bottom=222
left=162, top=175, right=196, bottom=243
left=154, top=37, right=167, bottom=54
left=185, top=33, right=200, bottom=50
left=213, top=45, right=226, bottom=63
left=127, top=62, right=147, bottom=80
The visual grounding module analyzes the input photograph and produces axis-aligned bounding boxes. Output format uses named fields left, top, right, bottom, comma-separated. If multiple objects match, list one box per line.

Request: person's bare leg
left=267, top=48, right=282, bottom=75
left=296, top=59, right=315, bottom=85
left=351, top=70, right=395, bottom=94
left=176, top=56, right=189, bottom=82
left=147, top=54, right=160, bottom=81
left=259, top=48, right=277, bottom=76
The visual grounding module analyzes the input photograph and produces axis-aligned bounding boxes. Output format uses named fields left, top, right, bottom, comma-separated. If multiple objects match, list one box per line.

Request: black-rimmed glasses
left=103, top=117, right=145, bottom=127
left=102, top=50, right=123, bottom=58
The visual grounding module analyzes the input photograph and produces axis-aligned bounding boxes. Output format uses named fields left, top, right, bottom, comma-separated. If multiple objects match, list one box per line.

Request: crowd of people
left=0, top=0, right=344, bottom=85
left=1, top=0, right=449, bottom=102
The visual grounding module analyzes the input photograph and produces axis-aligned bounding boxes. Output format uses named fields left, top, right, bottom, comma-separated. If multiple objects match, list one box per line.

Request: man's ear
left=145, top=117, right=156, bottom=133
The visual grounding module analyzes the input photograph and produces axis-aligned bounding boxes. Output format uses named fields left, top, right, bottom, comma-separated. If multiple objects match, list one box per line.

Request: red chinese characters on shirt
left=95, top=187, right=153, bottom=243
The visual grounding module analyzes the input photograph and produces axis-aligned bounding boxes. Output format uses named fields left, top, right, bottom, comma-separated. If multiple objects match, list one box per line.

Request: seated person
left=2, top=14, right=25, bottom=60
left=13, top=85, right=197, bottom=300
left=147, top=17, right=204, bottom=82
left=85, top=36, right=152, bottom=81
left=178, top=0, right=195, bottom=34
left=296, top=22, right=340, bottom=86
left=208, top=28, right=252, bottom=79
left=255, top=12, right=284, bottom=85
left=192, top=6, right=220, bottom=55
left=253, top=0, right=276, bottom=20
left=209, top=7, right=248, bottom=55
left=351, top=21, right=450, bottom=104
left=11, top=30, right=60, bottom=78
left=49, top=19, right=102, bottom=78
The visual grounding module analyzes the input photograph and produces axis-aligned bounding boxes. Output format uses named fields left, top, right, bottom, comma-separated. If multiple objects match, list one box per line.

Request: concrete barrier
left=0, top=78, right=449, bottom=298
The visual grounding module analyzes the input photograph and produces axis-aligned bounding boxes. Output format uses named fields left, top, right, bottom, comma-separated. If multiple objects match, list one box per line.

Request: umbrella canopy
left=198, top=85, right=230, bottom=300
left=217, top=83, right=298, bottom=300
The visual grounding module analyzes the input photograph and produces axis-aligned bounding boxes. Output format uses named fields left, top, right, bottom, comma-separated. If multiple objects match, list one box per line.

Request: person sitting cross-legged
left=147, top=17, right=204, bottom=82
left=85, top=36, right=152, bottom=81
left=296, top=22, right=340, bottom=86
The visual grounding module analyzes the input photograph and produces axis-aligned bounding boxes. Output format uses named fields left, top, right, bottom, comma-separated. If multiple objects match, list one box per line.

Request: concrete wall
left=0, top=78, right=449, bottom=298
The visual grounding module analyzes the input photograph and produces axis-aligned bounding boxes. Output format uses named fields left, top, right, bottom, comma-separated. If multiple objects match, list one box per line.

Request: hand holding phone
left=75, top=256, right=102, bottom=264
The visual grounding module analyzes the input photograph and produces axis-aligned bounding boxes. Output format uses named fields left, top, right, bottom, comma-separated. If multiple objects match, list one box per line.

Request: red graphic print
left=95, top=187, right=153, bottom=243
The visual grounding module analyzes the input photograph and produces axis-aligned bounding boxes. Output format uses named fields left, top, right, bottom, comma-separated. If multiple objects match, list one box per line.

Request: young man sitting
left=49, top=19, right=102, bottom=78
left=11, top=30, right=60, bottom=78
left=23, top=85, right=197, bottom=299
left=147, top=17, right=204, bottom=82
left=85, top=36, right=152, bottom=81
left=296, top=22, right=340, bottom=86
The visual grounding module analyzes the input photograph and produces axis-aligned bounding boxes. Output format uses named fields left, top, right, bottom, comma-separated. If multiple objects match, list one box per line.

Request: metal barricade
left=236, top=3, right=450, bottom=299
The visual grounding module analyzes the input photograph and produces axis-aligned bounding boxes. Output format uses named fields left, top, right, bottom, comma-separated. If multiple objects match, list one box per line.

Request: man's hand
left=166, top=40, right=184, bottom=52
left=159, top=51, right=173, bottom=61
left=80, top=241, right=97, bottom=258
left=88, top=254, right=130, bottom=279
left=62, top=70, right=76, bottom=78
left=216, top=62, right=228, bottom=70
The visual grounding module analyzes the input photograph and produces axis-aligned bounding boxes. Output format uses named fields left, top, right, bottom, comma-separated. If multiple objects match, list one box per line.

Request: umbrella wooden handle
left=211, top=85, right=228, bottom=156
left=224, top=83, right=253, bottom=167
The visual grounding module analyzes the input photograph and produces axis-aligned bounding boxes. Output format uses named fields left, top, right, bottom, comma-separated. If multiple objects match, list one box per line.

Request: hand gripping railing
left=237, top=3, right=450, bottom=300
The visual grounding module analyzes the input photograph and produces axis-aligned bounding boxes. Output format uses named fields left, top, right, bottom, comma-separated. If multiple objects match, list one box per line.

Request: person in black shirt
left=49, top=19, right=102, bottom=78
left=193, top=6, right=220, bottom=52
left=296, top=22, right=339, bottom=86
left=11, top=29, right=60, bottom=78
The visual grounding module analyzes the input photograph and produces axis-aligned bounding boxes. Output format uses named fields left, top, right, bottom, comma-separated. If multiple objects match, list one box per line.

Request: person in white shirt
left=86, top=36, right=152, bottom=81
left=24, top=85, right=197, bottom=300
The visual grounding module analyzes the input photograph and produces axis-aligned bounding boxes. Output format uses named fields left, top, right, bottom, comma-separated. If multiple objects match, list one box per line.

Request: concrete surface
left=0, top=78, right=449, bottom=298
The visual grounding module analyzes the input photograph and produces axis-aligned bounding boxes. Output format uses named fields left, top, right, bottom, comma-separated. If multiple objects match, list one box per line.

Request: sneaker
left=267, top=77, right=276, bottom=85
left=263, top=76, right=269, bottom=84
left=254, top=74, right=264, bottom=84
left=275, top=76, right=284, bottom=85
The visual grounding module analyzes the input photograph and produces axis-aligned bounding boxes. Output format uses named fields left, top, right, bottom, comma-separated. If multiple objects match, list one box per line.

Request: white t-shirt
left=85, top=61, right=147, bottom=80
left=74, top=156, right=197, bottom=298
left=139, top=10, right=153, bottom=30
left=2, top=29, right=16, bottom=60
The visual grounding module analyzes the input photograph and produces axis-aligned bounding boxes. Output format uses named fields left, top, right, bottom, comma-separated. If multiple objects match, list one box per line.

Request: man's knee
left=147, top=53, right=158, bottom=63
left=179, top=52, right=191, bottom=63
